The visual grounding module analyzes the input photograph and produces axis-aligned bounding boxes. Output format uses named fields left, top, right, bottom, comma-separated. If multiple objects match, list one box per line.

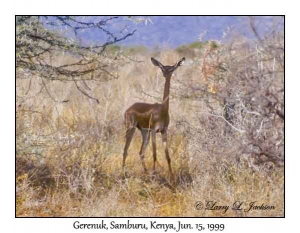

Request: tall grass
left=16, top=40, right=284, bottom=217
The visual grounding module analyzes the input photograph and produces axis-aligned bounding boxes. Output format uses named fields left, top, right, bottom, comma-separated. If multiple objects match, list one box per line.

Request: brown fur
left=122, top=57, right=185, bottom=183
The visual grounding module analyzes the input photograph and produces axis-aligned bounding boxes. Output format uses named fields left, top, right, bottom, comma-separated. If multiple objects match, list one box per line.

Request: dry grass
left=16, top=46, right=284, bottom=217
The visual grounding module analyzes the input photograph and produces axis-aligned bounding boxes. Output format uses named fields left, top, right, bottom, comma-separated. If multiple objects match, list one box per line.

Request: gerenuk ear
left=176, top=57, right=185, bottom=67
left=151, top=57, right=163, bottom=67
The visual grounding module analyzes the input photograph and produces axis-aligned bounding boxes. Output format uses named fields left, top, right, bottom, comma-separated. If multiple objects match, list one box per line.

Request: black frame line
left=15, top=14, right=285, bottom=219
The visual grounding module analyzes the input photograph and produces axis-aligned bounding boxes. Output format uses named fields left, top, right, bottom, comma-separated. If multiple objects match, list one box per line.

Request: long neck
left=162, top=77, right=171, bottom=112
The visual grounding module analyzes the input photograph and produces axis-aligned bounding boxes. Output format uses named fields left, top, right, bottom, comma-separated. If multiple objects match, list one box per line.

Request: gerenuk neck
left=162, top=77, right=171, bottom=113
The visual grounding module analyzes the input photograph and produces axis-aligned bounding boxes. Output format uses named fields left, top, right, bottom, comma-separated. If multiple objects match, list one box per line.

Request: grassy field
left=16, top=43, right=284, bottom=217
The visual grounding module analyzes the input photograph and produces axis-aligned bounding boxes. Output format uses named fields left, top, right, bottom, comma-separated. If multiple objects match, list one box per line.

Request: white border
left=2, top=0, right=298, bottom=233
